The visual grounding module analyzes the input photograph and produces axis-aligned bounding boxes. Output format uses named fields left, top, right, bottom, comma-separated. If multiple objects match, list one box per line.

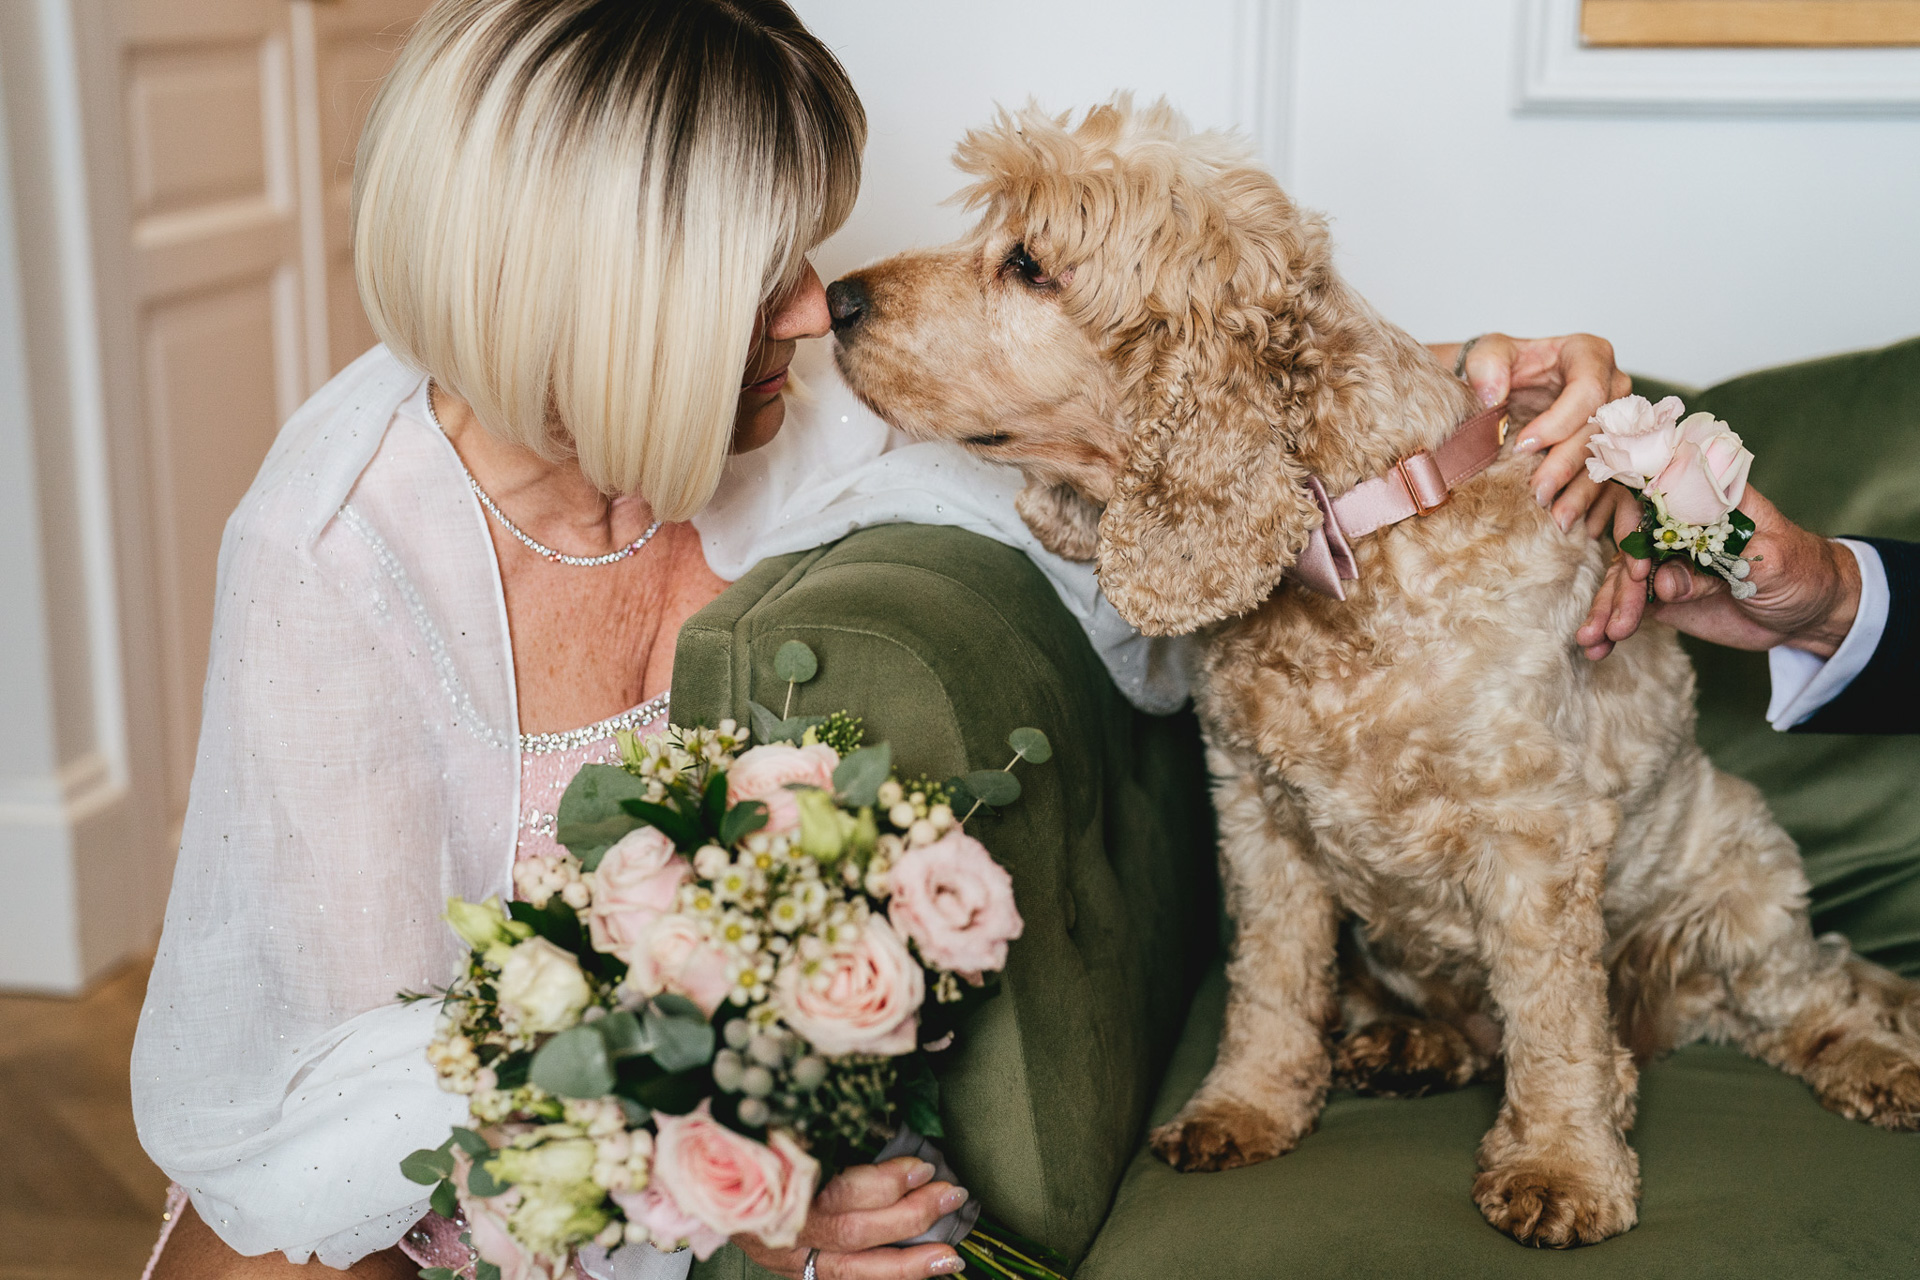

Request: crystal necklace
left=424, top=381, right=661, bottom=568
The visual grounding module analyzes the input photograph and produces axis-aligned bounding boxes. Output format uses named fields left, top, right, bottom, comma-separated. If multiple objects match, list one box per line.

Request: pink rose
left=588, top=828, right=689, bottom=964
left=648, top=1102, right=818, bottom=1252
left=1648, top=412, right=1753, bottom=526
left=774, top=916, right=923, bottom=1056
left=727, top=744, right=839, bottom=837
left=626, top=912, right=732, bottom=1016
left=610, top=1184, right=729, bottom=1260
left=452, top=1152, right=538, bottom=1280
left=888, top=831, right=1024, bottom=979
left=1583, top=394, right=1685, bottom=489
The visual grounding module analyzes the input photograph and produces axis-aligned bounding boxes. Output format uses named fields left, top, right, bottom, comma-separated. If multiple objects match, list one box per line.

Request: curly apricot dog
left=828, top=98, right=1920, bottom=1247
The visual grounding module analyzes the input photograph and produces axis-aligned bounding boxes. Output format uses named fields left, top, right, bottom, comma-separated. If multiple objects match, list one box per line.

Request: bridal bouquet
left=1584, top=394, right=1758, bottom=599
left=402, top=642, right=1060, bottom=1280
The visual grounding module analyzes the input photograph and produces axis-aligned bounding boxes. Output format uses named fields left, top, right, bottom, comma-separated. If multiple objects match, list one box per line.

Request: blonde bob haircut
left=352, top=0, right=865, bottom=519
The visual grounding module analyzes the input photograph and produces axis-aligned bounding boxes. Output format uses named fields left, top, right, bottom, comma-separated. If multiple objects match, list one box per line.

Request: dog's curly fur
left=831, top=98, right=1920, bottom=1247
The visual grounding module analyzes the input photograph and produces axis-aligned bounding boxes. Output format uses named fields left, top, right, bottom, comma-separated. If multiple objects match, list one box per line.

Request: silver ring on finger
left=803, top=1247, right=820, bottom=1280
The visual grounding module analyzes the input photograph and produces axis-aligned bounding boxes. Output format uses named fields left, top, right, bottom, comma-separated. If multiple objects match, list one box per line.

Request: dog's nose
left=826, top=277, right=869, bottom=333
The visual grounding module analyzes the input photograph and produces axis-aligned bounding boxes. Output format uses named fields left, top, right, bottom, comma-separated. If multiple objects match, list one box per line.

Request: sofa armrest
left=672, top=525, right=1216, bottom=1269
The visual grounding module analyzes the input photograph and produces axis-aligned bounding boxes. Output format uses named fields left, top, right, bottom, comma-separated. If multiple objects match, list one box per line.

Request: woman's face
left=733, top=263, right=830, bottom=453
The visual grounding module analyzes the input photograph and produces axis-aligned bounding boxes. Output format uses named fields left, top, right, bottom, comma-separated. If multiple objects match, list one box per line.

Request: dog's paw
left=1149, top=1096, right=1312, bottom=1172
left=1473, top=1151, right=1639, bottom=1248
left=1812, top=1038, right=1920, bottom=1131
left=1334, top=1017, right=1482, bottom=1098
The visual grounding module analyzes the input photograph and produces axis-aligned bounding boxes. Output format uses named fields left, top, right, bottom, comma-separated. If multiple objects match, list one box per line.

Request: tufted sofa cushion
left=673, top=525, right=1216, bottom=1278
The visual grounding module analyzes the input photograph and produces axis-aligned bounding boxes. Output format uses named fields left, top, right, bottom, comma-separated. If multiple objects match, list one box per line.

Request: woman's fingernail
left=938, top=1186, right=970, bottom=1213
left=1554, top=507, right=1575, bottom=533
left=1514, top=435, right=1541, bottom=455
left=1533, top=483, right=1553, bottom=508
left=905, top=1160, right=936, bottom=1188
left=927, top=1255, right=965, bottom=1275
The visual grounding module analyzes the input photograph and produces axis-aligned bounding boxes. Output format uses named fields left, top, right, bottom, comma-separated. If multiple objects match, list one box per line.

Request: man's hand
left=1433, top=333, right=1634, bottom=536
left=734, top=1157, right=968, bottom=1278
left=1577, top=484, right=1862, bottom=661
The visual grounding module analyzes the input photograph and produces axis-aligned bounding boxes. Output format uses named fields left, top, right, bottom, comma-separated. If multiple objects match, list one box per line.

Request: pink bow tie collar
left=1286, top=401, right=1511, bottom=600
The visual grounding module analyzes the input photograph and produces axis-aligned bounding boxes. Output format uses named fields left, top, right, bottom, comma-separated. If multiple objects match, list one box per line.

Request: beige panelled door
left=120, top=0, right=306, bottom=828
left=299, top=0, right=427, bottom=377
left=116, top=0, right=425, bottom=833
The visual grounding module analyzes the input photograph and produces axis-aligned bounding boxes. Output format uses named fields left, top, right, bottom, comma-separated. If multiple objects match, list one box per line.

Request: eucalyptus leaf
left=719, top=799, right=769, bottom=847
left=650, top=992, right=706, bottom=1021
left=748, top=699, right=785, bottom=745
left=420, top=1269, right=460, bottom=1280
left=597, top=1010, right=648, bottom=1060
left=1618, top=530, right=1652, bottom=560
left=429, top=1178, right=459, bottom=1218
left=962, top=769, right=1021, bottom=807
left=477, top=1262, right=503, bottom=1280
left=945, top=776, right=977, bottom=814
left=616, top=1096, right=653, bottom=1126
left=1007, top=727, right=1052, bottom=764
left=400, top=1146, right=454, bottom=1185
left=783, top=713, right=828, bottom=741
left=529, top=1025, right=616, bottom=1098
left=773, top=640, right=819, bottom=684
left=644, top=1000, right=717, bottom=1073
left=554, top=764, right=651, bottom=868
left=466, top=1157, right=511, bottom=1198
left=448, top=1127, right=491, bottom=1158
left=833, top=743, right=893, bottom=808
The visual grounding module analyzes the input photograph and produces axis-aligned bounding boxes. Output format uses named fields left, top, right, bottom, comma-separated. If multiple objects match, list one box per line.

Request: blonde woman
left=131, top=2, right=1633, bottom=1278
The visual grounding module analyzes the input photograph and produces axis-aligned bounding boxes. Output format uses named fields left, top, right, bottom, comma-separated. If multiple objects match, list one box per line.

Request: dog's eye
left=1003, top=243, right=1053, bottom=288
left=964, top=431, right=1013, bottom=448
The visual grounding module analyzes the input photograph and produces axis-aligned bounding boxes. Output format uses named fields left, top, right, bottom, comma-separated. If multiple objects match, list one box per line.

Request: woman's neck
left=430, top=383, right=657, bottom=556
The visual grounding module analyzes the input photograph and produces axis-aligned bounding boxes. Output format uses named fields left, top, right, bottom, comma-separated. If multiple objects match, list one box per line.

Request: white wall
left=794, top=0, right=1256, bottom=282
left=796, top=0, right=1920, bottom=388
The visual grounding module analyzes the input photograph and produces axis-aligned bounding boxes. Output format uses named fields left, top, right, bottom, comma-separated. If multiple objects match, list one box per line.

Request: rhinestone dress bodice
left=515, top=692, right=670, bottom=860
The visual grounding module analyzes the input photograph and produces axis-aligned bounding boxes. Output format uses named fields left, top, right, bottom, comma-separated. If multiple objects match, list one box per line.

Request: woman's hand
left=734, top=1157, right=969, bottom=1278
left=1435, top=333, right=1634, bottom=536
left=1575, top=484, right=1862, bottom=661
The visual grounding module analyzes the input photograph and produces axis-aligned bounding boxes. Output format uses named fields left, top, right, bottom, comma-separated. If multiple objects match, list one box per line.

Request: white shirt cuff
left=1766, top=539, right=1889, bottom=730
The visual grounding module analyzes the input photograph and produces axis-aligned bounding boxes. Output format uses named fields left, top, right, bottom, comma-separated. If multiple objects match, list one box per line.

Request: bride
left=131, top=1, right=1631, bottom=1277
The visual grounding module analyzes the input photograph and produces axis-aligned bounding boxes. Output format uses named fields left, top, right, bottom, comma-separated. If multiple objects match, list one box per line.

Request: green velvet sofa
left=681, top=337, right=1920, bottom=1279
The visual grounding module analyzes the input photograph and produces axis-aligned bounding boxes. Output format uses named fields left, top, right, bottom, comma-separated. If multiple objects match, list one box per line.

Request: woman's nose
left=767, top=262, right=831, bottom=341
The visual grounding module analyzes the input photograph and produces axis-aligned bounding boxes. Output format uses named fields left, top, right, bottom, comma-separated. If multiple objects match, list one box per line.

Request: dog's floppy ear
left=1015, top=480, right=1104, bottom=561
left=1095, top=368, right=1321, bottom=636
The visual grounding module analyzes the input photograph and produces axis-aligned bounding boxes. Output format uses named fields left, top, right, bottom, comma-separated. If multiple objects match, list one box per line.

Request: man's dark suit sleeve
left=1793, top=537, right=1918, bottom=735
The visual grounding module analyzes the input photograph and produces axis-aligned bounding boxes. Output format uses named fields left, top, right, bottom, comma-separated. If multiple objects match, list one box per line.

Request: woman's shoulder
left=224, top=346, right=426, bottom=554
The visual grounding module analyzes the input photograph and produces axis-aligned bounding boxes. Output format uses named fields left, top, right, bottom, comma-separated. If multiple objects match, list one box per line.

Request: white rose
left=495, top=936, right=593, bottom=1034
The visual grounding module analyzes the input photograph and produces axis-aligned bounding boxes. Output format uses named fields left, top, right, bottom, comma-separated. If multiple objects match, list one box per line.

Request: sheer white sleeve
left=132, top=350, right=520, bottom=1265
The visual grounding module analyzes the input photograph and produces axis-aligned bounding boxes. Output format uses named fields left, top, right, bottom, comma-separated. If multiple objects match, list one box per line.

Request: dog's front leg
left=1472, top=806, right=1640, bottom=1247
left=1150, top=751, right=1337, bottom=1172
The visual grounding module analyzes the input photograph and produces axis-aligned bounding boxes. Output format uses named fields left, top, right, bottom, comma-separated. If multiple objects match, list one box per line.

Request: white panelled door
left=112, top=0, right=424, bottom=836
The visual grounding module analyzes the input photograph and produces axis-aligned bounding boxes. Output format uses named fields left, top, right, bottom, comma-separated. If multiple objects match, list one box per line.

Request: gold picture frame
left=1582, top=0, right=1920, bottom=46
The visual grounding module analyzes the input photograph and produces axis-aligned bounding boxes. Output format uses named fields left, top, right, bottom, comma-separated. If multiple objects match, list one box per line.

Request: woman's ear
left=1095, top=371, right=1321, bottom=636
left=1015, top=480, right=1104, bottom=561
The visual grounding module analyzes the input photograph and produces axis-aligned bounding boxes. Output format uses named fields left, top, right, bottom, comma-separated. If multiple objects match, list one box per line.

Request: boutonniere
left=1584, top=395, right=1759, bottom=599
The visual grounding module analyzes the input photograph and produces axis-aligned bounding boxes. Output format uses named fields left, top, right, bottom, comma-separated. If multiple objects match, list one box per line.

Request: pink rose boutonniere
left=1585, top=394, right=1758, bottom=599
